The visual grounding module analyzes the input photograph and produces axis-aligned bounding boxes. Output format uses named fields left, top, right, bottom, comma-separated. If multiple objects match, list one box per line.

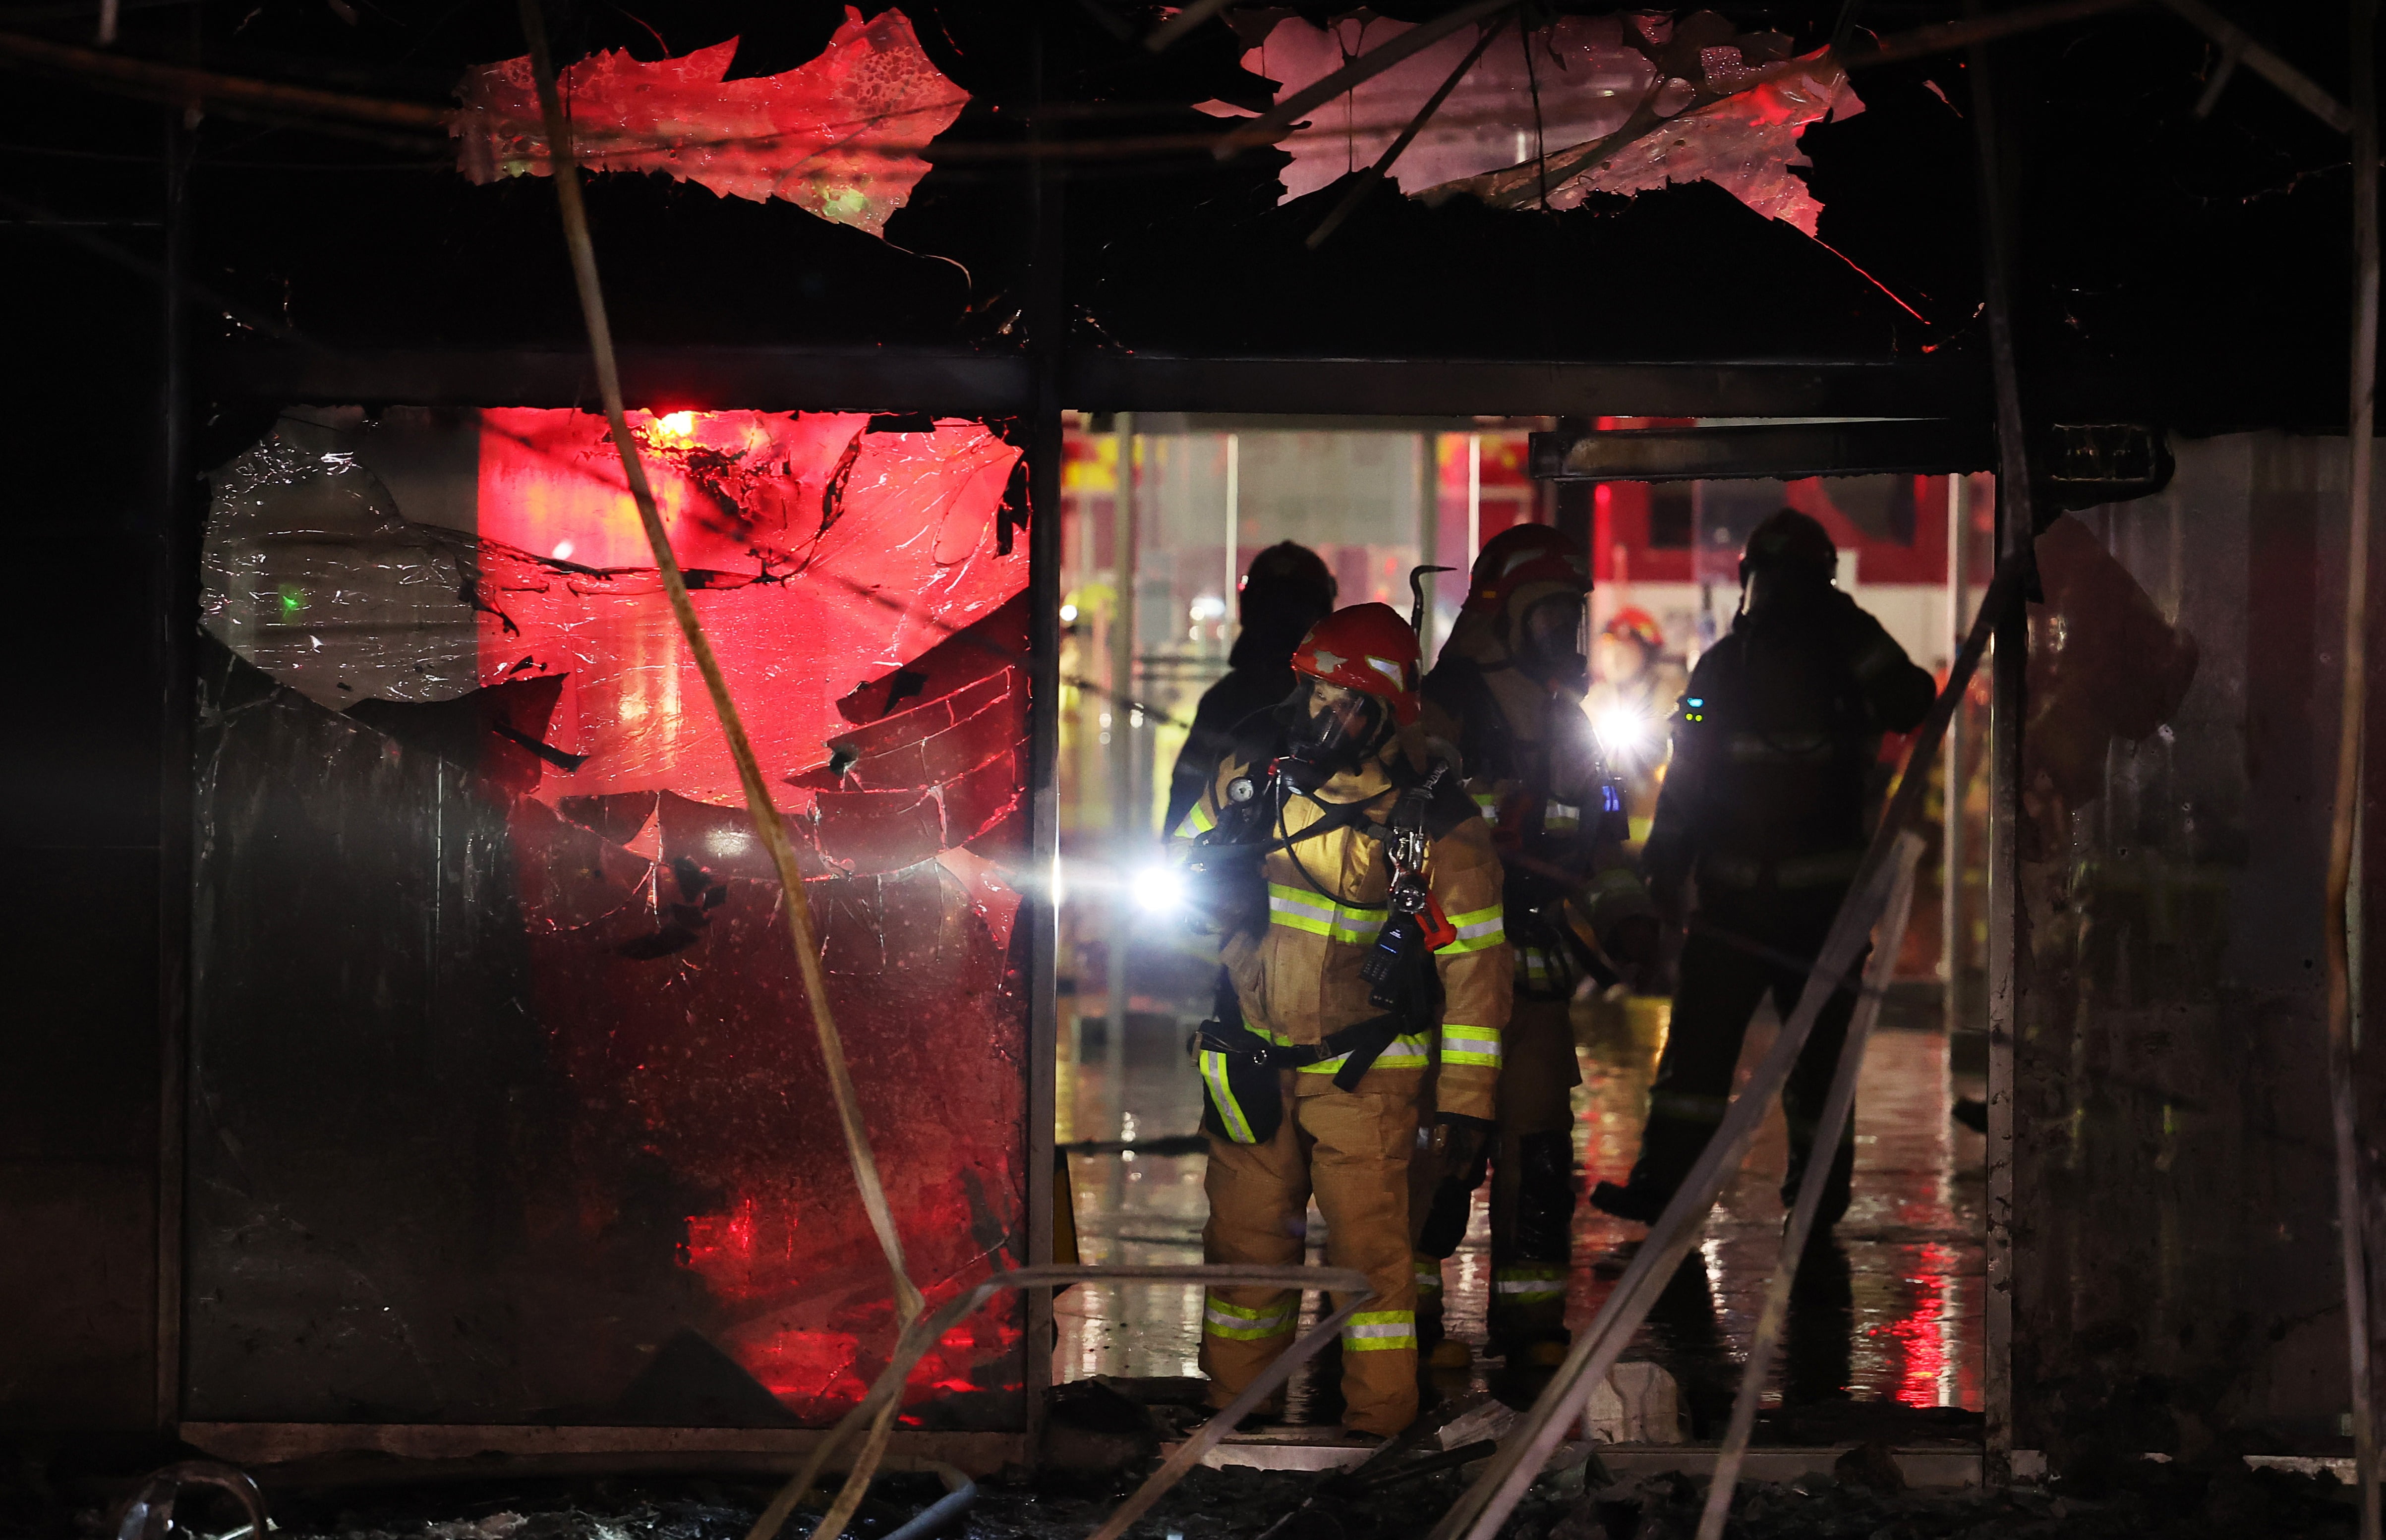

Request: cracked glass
left=187, top=404, right=1033, bottom=1427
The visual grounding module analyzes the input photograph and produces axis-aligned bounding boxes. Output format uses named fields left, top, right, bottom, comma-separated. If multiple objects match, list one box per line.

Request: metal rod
left=1224, top=431, right=1240, bottom=653
left=1106, top=412, right=1137, bottom=1214
left=1418, top=433, right=1440, bottom=662
left=1304, top=14, right=1508, bottom=250
left=513, top=11, right=925, bottom=1540
left=1213, top=0, right=1515, bottom=159
left=1965, top=10, right=2036, bottom=1484
left=1466, top=434, right=1481, bottom=567
left=1847, top=0, right=2141, bottom=69
left=2332, top=0, right=2381, bottom=1534
left=1023, top=19, right=1067, bottom=1457
left=1434, top=548, right=2032, bottom=1540
left=1694, top=835, right=1927, bottom=1540
left=1943, top=472, right=1967, bottom=1027
left=2153, top=0, right=2353, bottom=134
left=1435, top=856, right=1909, bottom=1540
left=154, top=91, right=194, bottom=1435
left=1142, top=0, right=1237, bottom=53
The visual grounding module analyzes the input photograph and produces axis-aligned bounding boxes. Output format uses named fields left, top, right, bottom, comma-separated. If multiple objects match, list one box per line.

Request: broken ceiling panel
left=1528, top=51, right=1861, bottom=234
left=1212, top=9, right=1859, bottom=235
left=453, top=7, right=970, bottom=236
left=1205, top=13, right=1652, bottom=202
left=207, top=407, right=1028, bottom=808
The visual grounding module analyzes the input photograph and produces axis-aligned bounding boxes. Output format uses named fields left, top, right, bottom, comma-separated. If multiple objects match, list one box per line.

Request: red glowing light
left=473, top=404, right=1032, bottom=1425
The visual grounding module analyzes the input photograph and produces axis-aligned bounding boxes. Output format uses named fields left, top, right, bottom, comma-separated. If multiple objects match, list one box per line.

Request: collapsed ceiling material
left=1202, top=9, right=1863, bottom=234
left=453, top=6, right=970, bottom=235
left=203, top=406, right=1025, bottom=810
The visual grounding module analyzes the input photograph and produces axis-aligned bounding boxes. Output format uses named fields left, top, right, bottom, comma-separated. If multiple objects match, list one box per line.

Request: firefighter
left=1591, top=510, right=1936, bottom=1229
left=1172, top=603, right=1509, bottom=1438
left=1587, top=607, right=1686, bottom=843
left=1163, top=542, right=1338, bottom=840
left=1411, top=525, right=1654, bottom=1368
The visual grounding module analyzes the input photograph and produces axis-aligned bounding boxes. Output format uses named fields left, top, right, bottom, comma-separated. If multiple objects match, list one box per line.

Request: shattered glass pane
left=454, top=7, right=970, bottom=236
left=187, top=405, right=1032, bottom=1427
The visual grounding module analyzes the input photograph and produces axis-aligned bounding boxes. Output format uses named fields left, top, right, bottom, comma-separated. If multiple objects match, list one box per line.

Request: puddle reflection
left=1054, top=991, right=1985, bottom=1430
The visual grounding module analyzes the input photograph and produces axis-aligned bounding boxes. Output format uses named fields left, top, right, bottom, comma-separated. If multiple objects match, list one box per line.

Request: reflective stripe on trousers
left=1203, top=1293, right=1297, bottom=1341
left=1344, top=1309, right=1418, bottom=1351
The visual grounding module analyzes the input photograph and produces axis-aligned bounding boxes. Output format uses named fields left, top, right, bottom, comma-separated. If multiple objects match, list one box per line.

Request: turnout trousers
left=1411, top=998, right=1579, bottom=1350
left=1201, top=1069, right=1421, bottom=1435
left=1619, top=887, right=1863, bottom=1224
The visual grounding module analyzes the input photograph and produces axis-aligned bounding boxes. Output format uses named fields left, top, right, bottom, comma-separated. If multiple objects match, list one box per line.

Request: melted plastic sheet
left=453, top=7, right=969, bottom=236
left=2013, top=439, right=2363, bottom=1455
left=188, top=407, right=1031, bottom=1426
left=1209, top=9, right=1860, bottom=234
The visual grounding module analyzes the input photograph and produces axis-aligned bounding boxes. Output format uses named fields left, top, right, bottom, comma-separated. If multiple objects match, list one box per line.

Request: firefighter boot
left=1490, top=1130, right=1575, bottom=1363
left=1590, top=1107, right=1718, bottom=1224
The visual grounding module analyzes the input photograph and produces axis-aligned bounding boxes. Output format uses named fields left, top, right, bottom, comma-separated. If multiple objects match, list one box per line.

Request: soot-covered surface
left=17, top=1458, right=2366, bottom=1540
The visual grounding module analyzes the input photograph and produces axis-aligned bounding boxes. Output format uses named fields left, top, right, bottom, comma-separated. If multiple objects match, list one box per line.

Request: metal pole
left=1418, top=433, right=1441, bottom=660
left=1225, top=431, right=1240, bottom=646
left=1967, top=10, right=2037, bottom=1483
left=2331, top=1, right=2381, bottom=1532
left=1943, top=473, right=1968, bottom=1029
left=155, top=94, right=194, bottom=1435
left=1466, top=433, right=1482, bottom=566
left=1106, top=413, right=1137, bottom=1213
left=1021, top=5, right=1065, bottom=1435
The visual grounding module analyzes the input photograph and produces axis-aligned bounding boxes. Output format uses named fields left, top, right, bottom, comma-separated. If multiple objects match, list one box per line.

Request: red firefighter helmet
left=1603, top=606, right=1664, bottom=653
left=1290, top=602, right=1422, bottom=726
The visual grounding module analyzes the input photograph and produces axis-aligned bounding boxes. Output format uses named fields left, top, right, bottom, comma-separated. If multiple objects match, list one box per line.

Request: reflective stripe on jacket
left=1176, top=742, right=1512, bottom=1122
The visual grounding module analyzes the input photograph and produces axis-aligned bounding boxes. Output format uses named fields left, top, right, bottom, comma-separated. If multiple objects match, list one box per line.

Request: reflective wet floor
left=1054, top=986, right=1985, bottom=1436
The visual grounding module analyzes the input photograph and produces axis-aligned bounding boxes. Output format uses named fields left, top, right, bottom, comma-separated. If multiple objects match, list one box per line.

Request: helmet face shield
left=1520, top=593, right=1588, bottom=674
left=1280, top=679, right=1390, bottom=789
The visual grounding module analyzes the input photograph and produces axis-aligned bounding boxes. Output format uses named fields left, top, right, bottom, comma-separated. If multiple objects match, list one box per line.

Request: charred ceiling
left=0, top=0, right=2368, bottom=428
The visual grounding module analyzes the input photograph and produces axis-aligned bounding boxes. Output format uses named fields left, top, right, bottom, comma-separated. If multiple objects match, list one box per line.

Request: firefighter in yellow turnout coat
left=1173, top=602, right=1511, bottom=1437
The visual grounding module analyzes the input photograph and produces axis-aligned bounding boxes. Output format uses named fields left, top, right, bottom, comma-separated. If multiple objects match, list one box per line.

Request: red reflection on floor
left=1890, top=1241, right=1957, bottom=1407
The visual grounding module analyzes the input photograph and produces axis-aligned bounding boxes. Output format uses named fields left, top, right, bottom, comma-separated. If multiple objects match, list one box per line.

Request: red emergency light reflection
left=1890, top=1241, right=1957, bottom=1407
left=480, top=405, right=1032, bottom=1426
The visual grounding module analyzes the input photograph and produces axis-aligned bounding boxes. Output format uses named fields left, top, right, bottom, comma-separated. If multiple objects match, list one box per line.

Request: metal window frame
left=178, top=336, right=2029, bottom=1461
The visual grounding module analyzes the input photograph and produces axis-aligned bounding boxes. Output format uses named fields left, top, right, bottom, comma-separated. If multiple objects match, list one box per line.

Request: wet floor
left=1053, top=986, right=1985, bottom=1435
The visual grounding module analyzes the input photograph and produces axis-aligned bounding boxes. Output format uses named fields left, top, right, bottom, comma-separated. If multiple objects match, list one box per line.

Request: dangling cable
left=513, top=5, right=923, bottom=1537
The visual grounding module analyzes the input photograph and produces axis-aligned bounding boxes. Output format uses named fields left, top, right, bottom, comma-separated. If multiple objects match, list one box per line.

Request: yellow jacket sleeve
left=1427, top=812, right=1512, bottom=1123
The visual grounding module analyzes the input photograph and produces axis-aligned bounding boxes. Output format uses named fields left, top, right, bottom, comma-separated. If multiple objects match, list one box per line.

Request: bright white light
left=1594, top=707, right=1650, bottom=757
left=1061, top=603, right=1079, bottom=624
left=1132, top=864, right=1187, bottom=915
left=1188, top=592, right=1227, bottom=622
left=550, top=540, right=575, bottom=561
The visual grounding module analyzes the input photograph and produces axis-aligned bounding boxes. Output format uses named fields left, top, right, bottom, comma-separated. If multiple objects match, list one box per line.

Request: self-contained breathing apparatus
left=1184, top=749, right=1463, bottom=1144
